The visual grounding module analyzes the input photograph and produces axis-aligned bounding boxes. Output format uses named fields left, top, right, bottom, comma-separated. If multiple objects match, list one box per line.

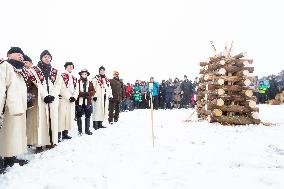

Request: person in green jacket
left=133, top=91, right=142, bottom=109
left=258, top=80, right=268, bottom=104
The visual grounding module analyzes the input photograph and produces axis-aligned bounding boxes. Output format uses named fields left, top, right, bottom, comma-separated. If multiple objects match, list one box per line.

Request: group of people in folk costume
left=0, top=47, right=117, bottom=174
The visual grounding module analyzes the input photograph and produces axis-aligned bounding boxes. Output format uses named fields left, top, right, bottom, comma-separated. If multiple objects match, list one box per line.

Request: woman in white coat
left=92, top=66, right=113, bottom=129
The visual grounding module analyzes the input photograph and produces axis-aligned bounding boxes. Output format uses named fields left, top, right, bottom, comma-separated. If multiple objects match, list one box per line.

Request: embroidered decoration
left=50, top=68, right=58, bottom=84
left=61, top=73, right=77, bottom=88
left=33, top=66, right=45, bottom=84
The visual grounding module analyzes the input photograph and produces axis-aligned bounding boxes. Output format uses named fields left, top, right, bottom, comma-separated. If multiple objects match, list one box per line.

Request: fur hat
left=40, top=50, right=52, bottom=60
left=23, top=54, right=32, bottom=62
left=99, top=66, right=105, bottom=71
left=7, top=47, right=24, bottom=56
left=78, top=68, right=90, bottom=76
left=64, top=62, right=74, bottom=69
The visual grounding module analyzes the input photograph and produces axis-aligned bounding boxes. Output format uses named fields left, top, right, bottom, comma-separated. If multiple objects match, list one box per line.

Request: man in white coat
left=58, top=62, right=78, bottom=140
left=0, top=47, right=30, bottom=172
left=92, top=66, right=113, bottom=129
left=31, top=50, right=62, bottom=153
left=23, top=54, right=39, bottom=147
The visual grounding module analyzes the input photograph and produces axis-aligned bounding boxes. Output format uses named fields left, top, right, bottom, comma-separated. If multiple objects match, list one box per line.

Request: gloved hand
left=44, top=95, right=55, bottom=104
left=69, top=97, right=76, bottom=102
left=93, top=97, right=97, bottom=102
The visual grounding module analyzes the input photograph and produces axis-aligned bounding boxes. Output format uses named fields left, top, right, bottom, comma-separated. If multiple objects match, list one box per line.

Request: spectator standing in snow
left=180, top=75, right=193, bottom=108
left=108, top=71, right=123, bottom=124
left=164, top=79, right=175, bottom=109
left=148, top=77, right=159, bottom=110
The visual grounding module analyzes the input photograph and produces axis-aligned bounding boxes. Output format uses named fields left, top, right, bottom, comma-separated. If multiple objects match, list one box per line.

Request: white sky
left=0, top=0, right=283, bottom=83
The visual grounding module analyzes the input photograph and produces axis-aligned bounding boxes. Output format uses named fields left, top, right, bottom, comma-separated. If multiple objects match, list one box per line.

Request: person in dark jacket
left=140, top=81, right=148, bottom=109
left=267, top=75, right=280, bottom=100
left=180, top=75, right=193, bottom=108
left=108, top=71, right=123, bottom=124
left=159, top=80, right=166, bottom=109
left=164, top=79, right=175, bottom=109
left=119, top=79, right=127, bottom=112
left=76, top=69, right=95, bottom=135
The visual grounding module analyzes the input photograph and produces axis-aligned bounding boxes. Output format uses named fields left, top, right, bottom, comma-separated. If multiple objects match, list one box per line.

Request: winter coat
left=173, top=82, right=182, bottom=102
left=147, top=82, right=159, bottom=97
left=180, top=79, right=193, bottom=95
left=92, top=75, right=113, bottom=121
left=259, top=84, right=268, bottom=94
left=109, top=77, right=123, bottom=102
left=58, top=71, right=79, bottom=132
left=0, top=60, right=28, bottom=157
left=26, top=68, right=40, bottom=146
left=165, top=83, right=175, bottom=100
left=133, top=92, right=142, bottom=102
left=133, top=84, right=142, bottom=92
left=76, top=78, right=96, bottom=106
left=126, top=85, right=133, bottom=98
left=29, top=62, right=62, bottom=146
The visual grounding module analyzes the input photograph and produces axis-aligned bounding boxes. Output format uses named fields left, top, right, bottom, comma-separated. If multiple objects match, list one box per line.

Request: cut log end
left=245, top=90, right=253, bottom=97
left=219, top=60, right=226, bottom=65
left=218, top=88, right=225, bottom=95
left=212, top=109, right=222, bottom=117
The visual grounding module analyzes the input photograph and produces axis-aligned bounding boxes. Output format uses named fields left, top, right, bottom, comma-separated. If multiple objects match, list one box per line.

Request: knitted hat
left=40, top=50, right=52, bottom=60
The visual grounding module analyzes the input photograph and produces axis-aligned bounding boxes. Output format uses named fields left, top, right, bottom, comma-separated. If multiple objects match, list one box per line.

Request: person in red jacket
left=125, top=83, right=133, bottom=99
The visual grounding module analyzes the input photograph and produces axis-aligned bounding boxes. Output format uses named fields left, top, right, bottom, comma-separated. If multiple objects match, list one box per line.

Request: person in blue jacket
left=147, top=77, right=159, bottom=110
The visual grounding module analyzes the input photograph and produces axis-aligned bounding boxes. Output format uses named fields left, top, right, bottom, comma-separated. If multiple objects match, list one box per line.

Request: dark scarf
left=8, top=59, right=24, bottom=69
left=38, top=61, right=52, bottom=80
left=80, top=77, right=88, bottom=82
left=100, top=74, right=106, bottom=78
left=113, top=77, right=120, bottom=81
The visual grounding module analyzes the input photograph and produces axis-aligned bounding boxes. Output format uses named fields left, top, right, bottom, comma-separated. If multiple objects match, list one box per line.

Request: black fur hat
left=40, top=50, right=52, bottom=60
left=99, top=66, right=105, bottom=71
left=64, top=62, right=74, bottom=69
left=23, top=54, right=32, bottom=62
left=7, top=47, right=24, bottom=56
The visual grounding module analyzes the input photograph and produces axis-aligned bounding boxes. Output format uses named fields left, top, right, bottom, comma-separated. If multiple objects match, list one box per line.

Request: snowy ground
left=0, top=104, right=284, bottom=189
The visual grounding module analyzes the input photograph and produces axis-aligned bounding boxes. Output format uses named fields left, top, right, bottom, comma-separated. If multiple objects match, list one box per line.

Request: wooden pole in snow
left=150, top=94, right=155, bottom=147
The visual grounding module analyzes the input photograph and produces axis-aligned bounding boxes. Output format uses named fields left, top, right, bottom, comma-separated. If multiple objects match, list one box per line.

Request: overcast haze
left=0, top=0, right=283, bottom=82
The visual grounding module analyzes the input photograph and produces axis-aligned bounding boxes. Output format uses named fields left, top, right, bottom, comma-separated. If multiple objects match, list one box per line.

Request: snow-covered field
left=0, top=104, right=284, bottom=189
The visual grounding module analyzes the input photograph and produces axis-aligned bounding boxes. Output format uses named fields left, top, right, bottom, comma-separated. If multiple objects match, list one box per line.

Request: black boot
left=85, top=118, right=93, bottom=135
left=14, top=158, right=29, bottom=166
left=0, top=157, right=5, bottom=174
left=58, top=132, right=62, bottom=143
left=98, top=121, right=106, bottom=128
left=93, top=121, right=99, bottom=130
left=108, top=118, right=114, bottom=125
left=77, top=117, right=83, bottom=135
left=4, top=157, right=15, bottom=168
left=4, top=156, right=29, bottom=167
left=35, top=146, right=44, bottom=154
left=62, top=130, right=72, bottom=140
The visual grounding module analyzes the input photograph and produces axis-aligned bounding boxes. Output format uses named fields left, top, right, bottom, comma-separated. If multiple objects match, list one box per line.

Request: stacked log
left=196, top=52, right=261, bottom=125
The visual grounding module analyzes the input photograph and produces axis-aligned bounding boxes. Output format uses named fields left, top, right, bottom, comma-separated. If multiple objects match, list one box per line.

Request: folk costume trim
left=61, top=73, right=77, bottom=88
left=12, top=67, right=30, bottom=87
left=33, top=66, right=58, bottom=85
left=95, top=75, right=110, bottom=88
left=50, top=68, right=58, bottom=84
